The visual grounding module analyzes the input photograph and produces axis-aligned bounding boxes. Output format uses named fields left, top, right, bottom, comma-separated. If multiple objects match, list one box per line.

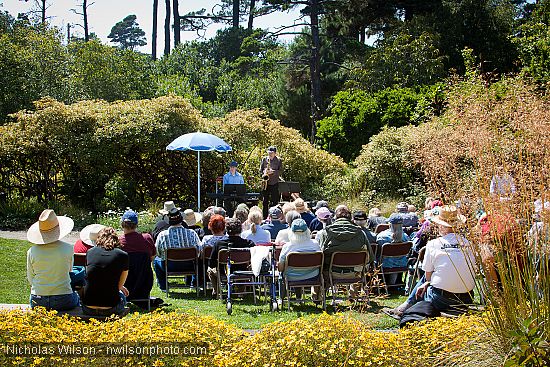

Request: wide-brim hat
left=430, top=205, right=466, bottom=228
left=27, top=209, right=74, bottom=245
left=80, top=223, right=106, bottom=246
left=183, top=209, right=202, bottom=226
left=159, top=201, right=180, bottom=215
left=294, top=199, right=308, bottom=213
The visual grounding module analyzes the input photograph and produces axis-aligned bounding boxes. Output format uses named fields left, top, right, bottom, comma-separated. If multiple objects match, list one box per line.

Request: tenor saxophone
left=261, top=156, right=270, bottom=191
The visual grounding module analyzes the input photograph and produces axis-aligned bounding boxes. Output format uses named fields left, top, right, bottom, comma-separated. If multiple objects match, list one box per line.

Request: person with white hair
left=278, top=219, right=321, bottom=298
left=367, top=207, right=387, bottom=231
left=275, top=210, right=302, bottom=245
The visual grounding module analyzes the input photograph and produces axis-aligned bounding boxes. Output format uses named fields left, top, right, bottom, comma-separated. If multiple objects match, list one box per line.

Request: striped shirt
left=155, top=225, right=201, bottom=260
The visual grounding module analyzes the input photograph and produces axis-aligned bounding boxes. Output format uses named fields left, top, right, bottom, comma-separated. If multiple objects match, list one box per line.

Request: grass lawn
left=0, top=238, right=405, bottom=330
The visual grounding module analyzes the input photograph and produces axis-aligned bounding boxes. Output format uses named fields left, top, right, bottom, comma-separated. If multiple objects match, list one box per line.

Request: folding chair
left=374, top=223, right=390, bottom=234
left=378, top=242, right=413, bottom=294
left=125, top=252, right=154, bottom=310
left=282, top=252, right=325, bottom=311
left=202, top=245, right=214, bottom=296
left=73, top=253, right=87, bottom=266
left=326, top=251, right=370, bottom=306
left=165, top=247, right=199, bottom=298
left=406, top=247, right=426, bottom=296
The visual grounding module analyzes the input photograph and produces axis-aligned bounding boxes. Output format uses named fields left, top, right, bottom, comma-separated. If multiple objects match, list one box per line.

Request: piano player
left=223, top=161, right=245, bottom=186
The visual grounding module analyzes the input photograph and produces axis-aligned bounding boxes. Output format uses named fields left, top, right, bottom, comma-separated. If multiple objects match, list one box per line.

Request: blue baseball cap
left=122, top=210, right=138, bottom=224
left=229, top=161, right=238, bottom=167
left=291, top=218, right=308, bottom=233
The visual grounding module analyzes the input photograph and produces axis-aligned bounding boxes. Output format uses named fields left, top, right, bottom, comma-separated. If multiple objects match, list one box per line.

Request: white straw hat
left=159, top=201, right=180, bottom=215
left=27, top=209, right=74, bottom=245
left=183, top=209, right=202, bottom=226
left=80, top=223, right=106, bottom=246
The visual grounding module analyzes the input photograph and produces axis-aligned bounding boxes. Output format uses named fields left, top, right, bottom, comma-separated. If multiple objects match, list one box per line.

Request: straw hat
left=27, top=209, right=74, bottom=245
left=430, top=205, right=466, bottom=228
left=183, top=209, right=202, bottom=226
left=80, top=223, right=106, bottom=246
left=159, top=201, right=180, bottom=215
left=294, top=198, right=309, bottom=213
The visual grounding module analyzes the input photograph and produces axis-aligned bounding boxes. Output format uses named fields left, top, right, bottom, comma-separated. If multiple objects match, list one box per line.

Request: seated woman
left=202, top=214, right=228, bottom=248
left=278, top=219, right=321, bottom=276
left=82, top=227, right=129, bottom=316
left=27, top=209, right=80, bottom=311
left=241, top=211, right=271, bottom=245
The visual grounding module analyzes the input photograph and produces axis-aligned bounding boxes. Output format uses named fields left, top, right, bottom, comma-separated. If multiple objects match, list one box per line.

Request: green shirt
left=27, top=240, right=74, bottom=296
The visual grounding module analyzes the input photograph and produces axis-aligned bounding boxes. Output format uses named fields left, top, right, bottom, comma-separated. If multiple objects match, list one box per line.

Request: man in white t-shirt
left=384, top=206, right=476, bottom=318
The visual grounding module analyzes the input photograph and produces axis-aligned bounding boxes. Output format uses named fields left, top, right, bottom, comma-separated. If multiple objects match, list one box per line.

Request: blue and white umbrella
left=167, top=132, right=232, bottom=211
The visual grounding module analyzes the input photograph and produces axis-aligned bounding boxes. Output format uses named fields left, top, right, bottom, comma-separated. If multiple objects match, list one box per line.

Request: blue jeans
left=153, top=257, right=195, bottom=291
left=30, top=292, right=79, bottom=311
left=82, top=291, right=127, bottom=316
left=406, top=276, right=472, bottom=312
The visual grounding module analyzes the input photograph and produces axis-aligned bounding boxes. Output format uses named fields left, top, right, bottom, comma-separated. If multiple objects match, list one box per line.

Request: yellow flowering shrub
left=214, top=313, right=486, bottom=367
left=0, top=309, right=486, bottom=367
left=0, top=308, right=246, bottom=367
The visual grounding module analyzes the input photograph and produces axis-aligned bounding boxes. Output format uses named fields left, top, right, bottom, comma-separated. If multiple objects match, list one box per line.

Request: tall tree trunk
left=247, top=0, right=255, bottom=30
left=164, top=0, right=171, bottom=55
left=83, top=0, right=89, bottom=42
left=309, top=0, right=322, bottom=142
left=41, top=0, right=46, bottom=24
left=233, top=0, right=240, bottom=29
left=359, top=27, right=365, bottom=43
left=173, top=0, right=180, bottom=47
left=152, top=0, right=158, bottom=59
left=67, top=23, right=71, bottom=43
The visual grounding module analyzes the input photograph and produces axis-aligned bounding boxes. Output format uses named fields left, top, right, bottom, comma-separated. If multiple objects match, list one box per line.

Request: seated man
left=207, top=218, right=255, bottom=298
left=386, top=206, right=475, bottom=319
left=118, top=210, right=156, bottom=307
left=396, top=202, right=419, bottom=230
left=152, top=201, right=182, bottom=242
left=261, top=206, right=288, bottom=241
left=154, top=208, right=201, bottom=292
left=313, top=205, right=368, bottom=299
left=376, top=213, right=410, bottom=285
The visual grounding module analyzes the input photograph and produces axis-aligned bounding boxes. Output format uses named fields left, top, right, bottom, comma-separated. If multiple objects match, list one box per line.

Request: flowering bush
left=0, top=309, right=486, bottom=367
left=0, top=308, right=246, bottom=366
left=214, top=313, right=485, bottom=367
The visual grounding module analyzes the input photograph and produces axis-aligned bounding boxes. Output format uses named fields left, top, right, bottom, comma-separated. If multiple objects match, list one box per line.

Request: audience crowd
left=25, top=190, right=547, bottom=325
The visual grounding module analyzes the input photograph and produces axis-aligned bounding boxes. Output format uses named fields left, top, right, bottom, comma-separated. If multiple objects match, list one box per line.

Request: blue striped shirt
left=155, top=225, right=201, bottom=260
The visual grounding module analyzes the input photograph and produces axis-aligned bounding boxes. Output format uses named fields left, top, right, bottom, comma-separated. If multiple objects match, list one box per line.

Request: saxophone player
left=260, top=146, right=283, bottom=219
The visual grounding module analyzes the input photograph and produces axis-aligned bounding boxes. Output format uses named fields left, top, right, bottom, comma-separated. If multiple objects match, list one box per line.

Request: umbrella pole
left=197, top=151, right=201, bottom=212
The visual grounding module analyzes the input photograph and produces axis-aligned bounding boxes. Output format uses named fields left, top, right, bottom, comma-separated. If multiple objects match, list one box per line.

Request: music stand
left=223, top=184, right=246, bottom=196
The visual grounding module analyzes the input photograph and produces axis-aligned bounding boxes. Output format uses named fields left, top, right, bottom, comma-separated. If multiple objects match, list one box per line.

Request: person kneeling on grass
left=27, top=209, right=80, bottom=311
left=81, top=227, right=129, bottom=317
left=384, top=206, right=476, bottom=321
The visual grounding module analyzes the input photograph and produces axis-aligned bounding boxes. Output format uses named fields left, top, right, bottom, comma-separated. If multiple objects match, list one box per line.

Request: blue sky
left=1, top=0, right=303, bottom=52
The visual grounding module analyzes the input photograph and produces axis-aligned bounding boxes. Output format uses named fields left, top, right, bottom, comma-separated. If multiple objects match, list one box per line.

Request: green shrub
left=317, top=84, right=445, bottom=161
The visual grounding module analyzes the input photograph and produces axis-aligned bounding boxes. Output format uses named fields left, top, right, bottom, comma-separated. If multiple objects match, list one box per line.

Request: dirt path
left=0, top=230, right=80, bottom=244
